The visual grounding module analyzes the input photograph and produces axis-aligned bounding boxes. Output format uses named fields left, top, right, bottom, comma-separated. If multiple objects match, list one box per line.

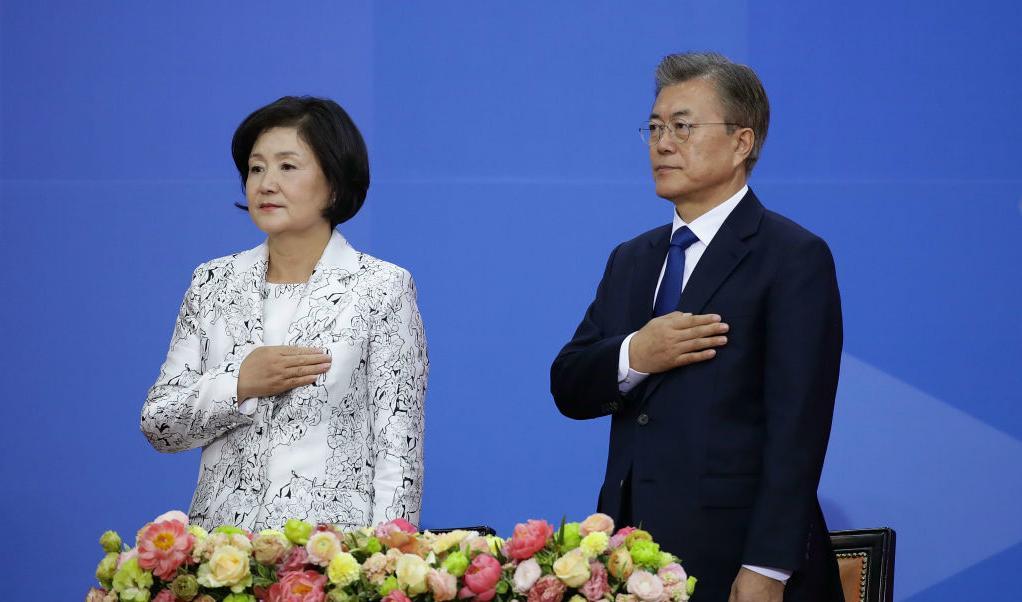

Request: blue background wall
left=1, top=2, right=1019, bottom=600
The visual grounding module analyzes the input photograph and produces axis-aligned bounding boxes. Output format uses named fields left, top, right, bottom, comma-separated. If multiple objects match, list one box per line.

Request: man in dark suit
left=551, top=53, right=843, bottom=602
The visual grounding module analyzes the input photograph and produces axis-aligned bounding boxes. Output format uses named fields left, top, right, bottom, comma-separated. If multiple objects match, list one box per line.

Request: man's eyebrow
left=648, top=109, right=691, bottom=120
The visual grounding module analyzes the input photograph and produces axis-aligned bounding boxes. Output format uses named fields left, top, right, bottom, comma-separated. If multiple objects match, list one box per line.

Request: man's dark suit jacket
left=551, top=190, right=844, bottom=602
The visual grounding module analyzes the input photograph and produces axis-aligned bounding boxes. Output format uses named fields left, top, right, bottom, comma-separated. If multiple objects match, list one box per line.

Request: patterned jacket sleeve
left=141, top=266, right=255, bottom=453
left=368, top=268, right=428, bottom=527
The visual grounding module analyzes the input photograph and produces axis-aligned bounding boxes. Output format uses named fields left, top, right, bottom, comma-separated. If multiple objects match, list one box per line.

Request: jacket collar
left=676, top=188, right=763, bottom=314
left=224, top=231, right=362, bottom=347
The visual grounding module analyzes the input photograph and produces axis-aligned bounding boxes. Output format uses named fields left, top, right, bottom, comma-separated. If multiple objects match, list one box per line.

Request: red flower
left=459, top=554, right=502, bottom=602
left=505, top=520, right=554, bottom=561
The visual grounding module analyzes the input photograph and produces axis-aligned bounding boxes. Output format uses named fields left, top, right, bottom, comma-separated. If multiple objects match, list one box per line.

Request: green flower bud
left=171, top=574, right=199, bottom=601
left=100, top=531, right=122, bottom=553
left=112, top=558, right=154, bottom=602
left=328, top=589, right=353, bottom=602
left=657, top=551, right=675, bottom=569
left=223, top=595, right=256, bottom=602
left=629, top=540, right=661, bottom=569
left=686, top=576, right=697, bottom=596
left=365, top=536, right=382, bottom=554
left=284, top=518, right=314, bottom=545
left=378, top=575, right=399, bottom=596
left=213, top=525, right=248, bottom=536
left=95, top=552, right=119, bottom=588
left=558, top=523, right=582, bottom=550
left=442, top=551, right=469, bottom=577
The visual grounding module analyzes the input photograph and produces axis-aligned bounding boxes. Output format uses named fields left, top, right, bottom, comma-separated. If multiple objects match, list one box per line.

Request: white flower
left=513, top=558, right=543, bottom=593
left=627, top=571, right=665, bottom=602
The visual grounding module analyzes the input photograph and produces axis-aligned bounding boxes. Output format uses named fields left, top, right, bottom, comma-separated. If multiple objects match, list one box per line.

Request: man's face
left=648, top=78, right=748, bottom=205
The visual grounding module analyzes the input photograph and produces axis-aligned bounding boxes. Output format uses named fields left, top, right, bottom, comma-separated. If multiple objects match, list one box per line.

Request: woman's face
left=246, top=126, right=332, bottom=236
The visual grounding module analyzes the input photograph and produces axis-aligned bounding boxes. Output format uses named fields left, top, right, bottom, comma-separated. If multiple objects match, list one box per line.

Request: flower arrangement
left=87, top=510, right=696, bottom=602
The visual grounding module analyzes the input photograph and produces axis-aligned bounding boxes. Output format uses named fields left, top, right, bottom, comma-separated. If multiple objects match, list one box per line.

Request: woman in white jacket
left=141, top=96, right=427, bottom=532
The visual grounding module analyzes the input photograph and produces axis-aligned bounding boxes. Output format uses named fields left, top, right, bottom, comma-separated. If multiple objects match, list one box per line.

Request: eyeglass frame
left=639, top=120, right=745, bottom=145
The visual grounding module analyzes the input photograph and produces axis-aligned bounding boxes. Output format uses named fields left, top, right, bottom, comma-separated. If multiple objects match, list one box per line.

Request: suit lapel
left=677, top=190, right=763, bottom=314
left=284, top=231, right=361, bottom=348
left=641, top=190, right=765, bottom=403
left=224, top=245, right=267, bottom=347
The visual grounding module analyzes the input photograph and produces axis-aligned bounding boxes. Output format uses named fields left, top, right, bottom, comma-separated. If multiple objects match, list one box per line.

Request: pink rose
left=513, top=558, right=542, bottom=593
left=579, top=513, right=615, bottom=537
left=428, top=568, right=458, bottom=602
left=626, top=572, right=664, bottom=602
left=153, top=590, right=177, bottom=602
left=253, top=532, right=291, bottom=565
left=505, top=520, right=554, bottom=561
left=383, top=590, right=413, bottom=602
left=376, top=519, right=424, bottom=554
left=658, top=563, right=689, bottom=601
left=138, top=519, right=195, bottom=580
left=266, top=569, right=328, bottom=602
left=580, top=562, right=610, bottom=602
left=526, top=575, right=567, bottom=602
left=609, top=527, right=636, bottom=550
left=657, top=563, right=687, bottom=586
left=277, top=546, right=311, bottom=576
left=459, top=554, right=502, bottom=602
left=374, top=518, right=416, bottom=540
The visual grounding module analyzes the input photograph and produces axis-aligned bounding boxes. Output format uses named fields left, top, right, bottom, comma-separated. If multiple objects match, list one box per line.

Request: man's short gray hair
left=655, top=52, right=770, bottom=173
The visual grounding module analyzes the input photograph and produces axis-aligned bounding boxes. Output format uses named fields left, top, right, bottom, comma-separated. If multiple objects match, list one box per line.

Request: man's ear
left=733, top=128, right=755, bottom=168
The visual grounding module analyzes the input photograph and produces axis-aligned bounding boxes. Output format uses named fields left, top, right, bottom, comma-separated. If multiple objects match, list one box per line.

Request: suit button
left=637, top=413, right=649, bottom=425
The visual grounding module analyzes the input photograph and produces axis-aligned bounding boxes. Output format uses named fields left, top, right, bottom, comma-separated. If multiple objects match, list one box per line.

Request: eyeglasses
left=639, top=121, right=743, bottom=145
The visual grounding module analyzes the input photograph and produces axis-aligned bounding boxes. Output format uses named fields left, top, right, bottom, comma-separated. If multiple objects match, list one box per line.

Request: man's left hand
left=728, top=567, right=784, bottom=602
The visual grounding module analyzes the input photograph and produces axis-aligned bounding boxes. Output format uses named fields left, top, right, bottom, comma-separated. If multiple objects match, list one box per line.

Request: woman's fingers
left=280, top=352, right=332, bottom=368
left=288, top=362, right=332, bottom=378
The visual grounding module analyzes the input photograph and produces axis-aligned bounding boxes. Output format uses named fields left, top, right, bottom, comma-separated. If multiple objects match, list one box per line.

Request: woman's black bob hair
left=232, top=96, right=369, bottom=228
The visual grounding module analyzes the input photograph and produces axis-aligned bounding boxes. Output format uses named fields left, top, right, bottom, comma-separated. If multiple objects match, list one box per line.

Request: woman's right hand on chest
left=236, top=346, right=332, bottom=401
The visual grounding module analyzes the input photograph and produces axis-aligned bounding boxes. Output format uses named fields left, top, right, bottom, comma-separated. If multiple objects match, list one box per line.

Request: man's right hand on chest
left=628, top=312, right=729, bottom=374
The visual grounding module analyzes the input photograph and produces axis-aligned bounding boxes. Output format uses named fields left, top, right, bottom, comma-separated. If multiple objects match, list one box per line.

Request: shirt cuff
left=742, top=564, right=792, bottom=583
left=618, top=332, right=650, bottom=394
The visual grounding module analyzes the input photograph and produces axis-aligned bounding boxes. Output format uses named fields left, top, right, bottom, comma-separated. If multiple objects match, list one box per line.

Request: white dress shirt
left=614, top=185, right=791, bottom=583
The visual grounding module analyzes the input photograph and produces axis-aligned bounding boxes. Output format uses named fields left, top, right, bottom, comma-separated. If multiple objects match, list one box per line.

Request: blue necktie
left=653, top=226, right=699, bottom=317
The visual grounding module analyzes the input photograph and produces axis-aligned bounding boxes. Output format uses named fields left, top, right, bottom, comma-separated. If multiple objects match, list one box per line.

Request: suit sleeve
left=551, top=245, right=631, bottom=420
left=140, top=268, right=255, bottom=453
left=369, top=268, right=428, bottom=527
left=742, top=236, right=843, bottom=570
